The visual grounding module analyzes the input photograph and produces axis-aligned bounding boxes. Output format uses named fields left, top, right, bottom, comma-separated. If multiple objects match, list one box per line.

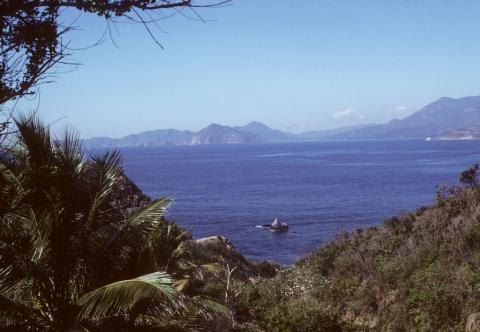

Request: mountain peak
left=193, top=123, right=262, bottom=144
left=437, top=96, right=455, bottom=102
left=430, top=95, right=480, bottom=107
left=238, top=121, right=296, bottom=142
left=418, top=95, right=480, bottom=115
left=244, top=121, right=270, bottom=129
left=203, top=123, right=226, bottom=129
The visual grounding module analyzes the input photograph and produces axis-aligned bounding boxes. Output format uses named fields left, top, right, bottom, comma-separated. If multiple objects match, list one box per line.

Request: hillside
left=331, top=96, right=480, bottom=139
left=235, top=165, right=480, bottom=331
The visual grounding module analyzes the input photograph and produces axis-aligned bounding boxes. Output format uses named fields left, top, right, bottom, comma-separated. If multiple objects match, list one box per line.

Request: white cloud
left=331, top=108, right=354, bottom=120
left=395, top=106, right=409, bottom=112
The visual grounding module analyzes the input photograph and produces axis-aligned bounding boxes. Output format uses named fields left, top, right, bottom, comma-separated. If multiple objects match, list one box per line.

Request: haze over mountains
left=84, top=95, right=480, bottom=148
left=84, top=123, right=265, bottom=148
left=327, top=95, right=480, bottom=139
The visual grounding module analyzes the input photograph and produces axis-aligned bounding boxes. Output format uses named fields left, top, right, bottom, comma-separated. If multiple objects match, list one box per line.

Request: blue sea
left=115, top=140, right=480, bottom=265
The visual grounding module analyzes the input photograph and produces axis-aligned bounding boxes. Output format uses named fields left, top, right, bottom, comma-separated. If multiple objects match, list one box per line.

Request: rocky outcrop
left=112, top=173, right=151, bottom=214
left=195, top=235, right=235, bottom=249
left=190, top=235, right=279, bottom=280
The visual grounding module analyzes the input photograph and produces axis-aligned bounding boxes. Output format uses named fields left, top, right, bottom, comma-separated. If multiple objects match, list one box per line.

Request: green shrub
left=261, top=296, right=348, bottom=332
left=407, top=264, right=463, bottom=330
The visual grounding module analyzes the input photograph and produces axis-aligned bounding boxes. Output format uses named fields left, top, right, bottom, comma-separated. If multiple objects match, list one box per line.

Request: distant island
left=84, top=95, right=480, bottom=148
left=83, top=122, right=298, bottom=148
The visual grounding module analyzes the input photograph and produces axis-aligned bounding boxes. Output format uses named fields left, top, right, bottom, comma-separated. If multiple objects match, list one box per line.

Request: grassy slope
left=236, top=176, right=480, bottom=331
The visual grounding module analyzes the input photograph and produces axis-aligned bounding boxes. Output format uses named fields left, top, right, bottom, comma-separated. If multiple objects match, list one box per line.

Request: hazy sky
left=17, top=0, right=480, bottom=138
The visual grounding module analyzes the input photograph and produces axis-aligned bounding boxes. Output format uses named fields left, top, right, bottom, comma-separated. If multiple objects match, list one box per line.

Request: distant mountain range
left=83, top=123, right=263, bottom=149
left=325, top=95, right=480, bottom=139
left=83, top=95, right=480, bottom=148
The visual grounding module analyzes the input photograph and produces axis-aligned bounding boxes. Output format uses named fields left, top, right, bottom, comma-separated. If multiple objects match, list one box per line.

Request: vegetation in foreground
left=0, top=115, right=273, bottom=331
left=2, top=115, right=480, bottom=331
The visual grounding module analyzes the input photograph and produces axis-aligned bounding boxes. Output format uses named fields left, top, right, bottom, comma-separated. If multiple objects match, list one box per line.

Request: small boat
left=270, top=218, right=288, bottom=232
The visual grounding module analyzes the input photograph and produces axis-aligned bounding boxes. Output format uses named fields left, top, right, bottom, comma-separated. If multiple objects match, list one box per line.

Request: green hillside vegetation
left=235, top=165, right=480, bottom=331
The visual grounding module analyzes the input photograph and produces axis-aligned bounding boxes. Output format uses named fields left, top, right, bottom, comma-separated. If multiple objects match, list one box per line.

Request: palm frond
left=14, top=114, right=53, bottom=167
left=101, top=198, right=172, bottom=256
left=168, top=224, right=191, bottom=244
left=0, top=161, right=21, bottom=187
left=0, top=162, right=27, bottom=213
left=192, top=295, right=230, bottom=317
left=173, top=276, right=191, bottom=292
left=0, top=293, right=47, bottom=329
left=0, top=266, right=23, bottom=298
left=0, top=269, right=47, bottom=328
left=86, top=151, right=123, bottom=226
left=77, top=271, right=183, bottom=321
left=179, top=296, right=232, bottom=331
left=29, top=209, right=57, bottom=265
left=140, top=295, right=231, bottom=331
left=127, top=197, right=172, bottom=234
left=54, top=127, right=85, bottom=175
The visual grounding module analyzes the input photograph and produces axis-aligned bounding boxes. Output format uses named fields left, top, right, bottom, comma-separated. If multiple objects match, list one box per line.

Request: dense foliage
left=0, top=115, right=239, bottom=331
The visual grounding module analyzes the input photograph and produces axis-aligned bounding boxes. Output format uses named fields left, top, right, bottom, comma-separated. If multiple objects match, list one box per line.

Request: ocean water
left=114, top=140, right=480, bottom=265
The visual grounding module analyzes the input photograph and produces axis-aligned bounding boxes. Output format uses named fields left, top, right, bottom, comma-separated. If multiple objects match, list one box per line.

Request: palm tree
left=0, top=115, right=187, bottom=331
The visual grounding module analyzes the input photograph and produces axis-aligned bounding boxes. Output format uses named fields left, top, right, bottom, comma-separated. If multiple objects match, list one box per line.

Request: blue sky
left=17, top=0, right=480, bottom=137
